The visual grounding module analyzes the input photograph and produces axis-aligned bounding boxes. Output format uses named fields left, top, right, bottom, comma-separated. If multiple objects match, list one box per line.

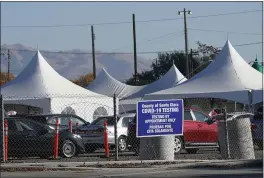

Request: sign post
left=137, top=99, right=184, bottom=160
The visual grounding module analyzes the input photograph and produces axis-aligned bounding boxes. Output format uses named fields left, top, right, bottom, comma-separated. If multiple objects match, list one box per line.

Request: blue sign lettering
left=136, top=99, right=184, bottom=137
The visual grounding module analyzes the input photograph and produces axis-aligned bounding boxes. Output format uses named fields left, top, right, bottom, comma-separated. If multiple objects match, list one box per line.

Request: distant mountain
left=0, top=44, right=153, bottom=81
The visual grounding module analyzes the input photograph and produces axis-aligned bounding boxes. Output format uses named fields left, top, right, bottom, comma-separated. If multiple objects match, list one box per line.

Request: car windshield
left=91, top=117, right=115, bottom=126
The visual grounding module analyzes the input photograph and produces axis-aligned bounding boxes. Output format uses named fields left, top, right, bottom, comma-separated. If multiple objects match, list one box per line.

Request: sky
left=1, top=1, right=263, bottom=62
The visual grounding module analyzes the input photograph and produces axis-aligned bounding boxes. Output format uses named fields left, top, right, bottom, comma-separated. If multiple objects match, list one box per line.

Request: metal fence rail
left=1, top=95, right=263, bottom=163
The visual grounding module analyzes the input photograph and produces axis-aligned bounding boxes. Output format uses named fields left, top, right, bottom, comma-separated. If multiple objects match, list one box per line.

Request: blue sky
left=1, top=2, right=263, bottom=62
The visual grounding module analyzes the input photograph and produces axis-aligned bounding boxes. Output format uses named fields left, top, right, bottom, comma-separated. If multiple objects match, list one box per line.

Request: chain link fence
left=1, top=96, right=263, bottom=163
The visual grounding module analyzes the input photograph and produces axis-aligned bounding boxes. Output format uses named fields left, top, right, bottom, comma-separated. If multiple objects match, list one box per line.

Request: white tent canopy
left=119, top=65, right=187, bottom=113
left=123, top=64, right=187, bottom=100
left=87, top=68, right=144, bottom=98
left=1, top=51, right=114, bottom=122
left=144, top=40, right=263, bottom=105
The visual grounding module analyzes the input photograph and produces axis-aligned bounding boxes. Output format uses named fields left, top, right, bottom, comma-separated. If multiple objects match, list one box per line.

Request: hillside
left=0, top=44, right=153, bottom=81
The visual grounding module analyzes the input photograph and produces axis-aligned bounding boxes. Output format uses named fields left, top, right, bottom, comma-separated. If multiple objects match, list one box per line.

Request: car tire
left=59, top=140, right=77, bottom=158
left=118, top=136, right=127, bottom=152
left=174, top=137, right=183, bottom=154
left=186, top=148, right=199, bottom=154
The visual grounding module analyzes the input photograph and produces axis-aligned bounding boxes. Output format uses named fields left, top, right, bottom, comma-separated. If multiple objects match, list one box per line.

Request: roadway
left=1, top=167, right=263, bottom=178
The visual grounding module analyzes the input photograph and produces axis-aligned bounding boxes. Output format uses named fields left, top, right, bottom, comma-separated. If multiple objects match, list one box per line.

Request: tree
left=71, top=73, right=94, bottom=88
left=0, top=72, right=15, bottom=86
left=125, top=41, right=219, bottom=85
left=126, top=70, right=156, bottom=86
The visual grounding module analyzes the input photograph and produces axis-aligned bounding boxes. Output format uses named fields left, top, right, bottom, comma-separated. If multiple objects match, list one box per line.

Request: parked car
left=10, top=114, right=90, bottom=131
left=127, top=108, right=218, bottom=155
left=0, top=117, right=85, bottom=158
left=76, top=113, right=135, bottom=153
left=251, top=106, right=263, bottom=149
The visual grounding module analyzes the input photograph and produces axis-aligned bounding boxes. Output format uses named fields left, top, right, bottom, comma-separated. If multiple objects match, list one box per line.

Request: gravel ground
left=2, top=148, right=263, bottom=163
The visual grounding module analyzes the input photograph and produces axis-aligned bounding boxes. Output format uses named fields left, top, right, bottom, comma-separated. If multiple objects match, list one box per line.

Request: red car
left=127, top=108, right=219, bottom=154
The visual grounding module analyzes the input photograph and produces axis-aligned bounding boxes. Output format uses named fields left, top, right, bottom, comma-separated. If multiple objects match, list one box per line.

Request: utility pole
left=189, top=49, right=199, bottom=78
left=190, top=49, right=193, bottom=77
left=178, top=8, right=192, bottom=78
left=91, top=25, right=96, bottom=79
left=132, top=14, right=138, bottom=85
left=1, top=49, right=11, bottom=81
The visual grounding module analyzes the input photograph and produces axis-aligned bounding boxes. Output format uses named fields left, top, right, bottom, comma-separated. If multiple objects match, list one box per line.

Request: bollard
left=53, top=118, right=59, bottom=159
left=68, top=119, right=72, bottom=133
left=104, top=120, right=109, bottom=158
left=75, top=122, right=79, bottom=134
left=4, top=119, right=8, bottom=161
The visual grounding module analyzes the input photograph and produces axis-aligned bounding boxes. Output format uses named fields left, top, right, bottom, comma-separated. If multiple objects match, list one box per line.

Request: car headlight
left=72, top=134, right=82, bottom=139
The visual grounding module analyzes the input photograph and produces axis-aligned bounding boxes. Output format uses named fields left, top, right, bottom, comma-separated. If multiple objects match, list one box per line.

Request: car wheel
left=174, top=137, right=183, bottom=154
left=186, top=148, right=199, bottom=154
left=60, top=140, right=77, bottom=158
left=118, top=136, right=127, bottom=152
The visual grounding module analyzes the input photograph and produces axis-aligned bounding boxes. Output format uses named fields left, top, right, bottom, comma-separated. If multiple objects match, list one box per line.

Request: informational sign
left=136, top=99, right=184, bottom=137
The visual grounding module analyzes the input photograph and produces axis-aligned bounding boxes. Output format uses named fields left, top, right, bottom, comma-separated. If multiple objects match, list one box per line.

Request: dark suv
left=1, top=117, right=85, bottom=158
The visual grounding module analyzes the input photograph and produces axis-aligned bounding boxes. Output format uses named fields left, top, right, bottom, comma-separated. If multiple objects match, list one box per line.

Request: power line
left=111, top=30, right=184, bottom=52
left=1, top=41, right=262, bottom=55
left=188, top=28, right=262, bottom=35
left=1, top=9, right=262, bottom=28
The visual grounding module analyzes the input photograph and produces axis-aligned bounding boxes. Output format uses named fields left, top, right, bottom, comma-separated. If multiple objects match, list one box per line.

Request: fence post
left=75, top=122, right=78, bottom=134
left=248, top=90, right=253, bottom=113
left=114, top=94, right=118, bottom=161
left=1, top=94, right=6, bottom=162
left=4, top=120, right=8, bottom=161
left=68, top=119, right=72, bottom=133
left=54, top=118, right=59, bottom=159
left=104, top=120, right=109, bottom=158
left=223, top=107, right=230, bottom=159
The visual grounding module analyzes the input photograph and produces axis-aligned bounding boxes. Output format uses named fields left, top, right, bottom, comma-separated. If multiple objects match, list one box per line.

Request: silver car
left=78, top=113, right=136, bottom=153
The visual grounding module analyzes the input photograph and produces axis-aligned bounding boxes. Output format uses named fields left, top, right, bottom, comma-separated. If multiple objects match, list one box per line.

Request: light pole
left=178, top=8, right=192, bottom=79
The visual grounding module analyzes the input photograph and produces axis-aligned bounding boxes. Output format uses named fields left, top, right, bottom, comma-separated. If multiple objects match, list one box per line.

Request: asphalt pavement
left=4, top=148, right=263, bottom=163
left=1, top=167, right=263, bottom=178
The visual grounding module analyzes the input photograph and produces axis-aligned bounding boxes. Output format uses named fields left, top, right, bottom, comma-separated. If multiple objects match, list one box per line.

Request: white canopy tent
left=1, top=51, right=114, bottom=122
left=144, top=40, right=263, bottom=105
left=87, top=68, right=144, bottom=98
left=119, top=64, right=187, bottom=113
left=123, top=64, right=187, bottom=100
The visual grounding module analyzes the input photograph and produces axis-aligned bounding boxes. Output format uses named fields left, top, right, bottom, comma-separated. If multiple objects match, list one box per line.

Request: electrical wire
left=1, top=41, right=262, bottom=55
left=188, top=28, right=262, bottom=36
left=111, top=30, right=184, bottom=52
left=1, top=9, right=262, bottom=28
